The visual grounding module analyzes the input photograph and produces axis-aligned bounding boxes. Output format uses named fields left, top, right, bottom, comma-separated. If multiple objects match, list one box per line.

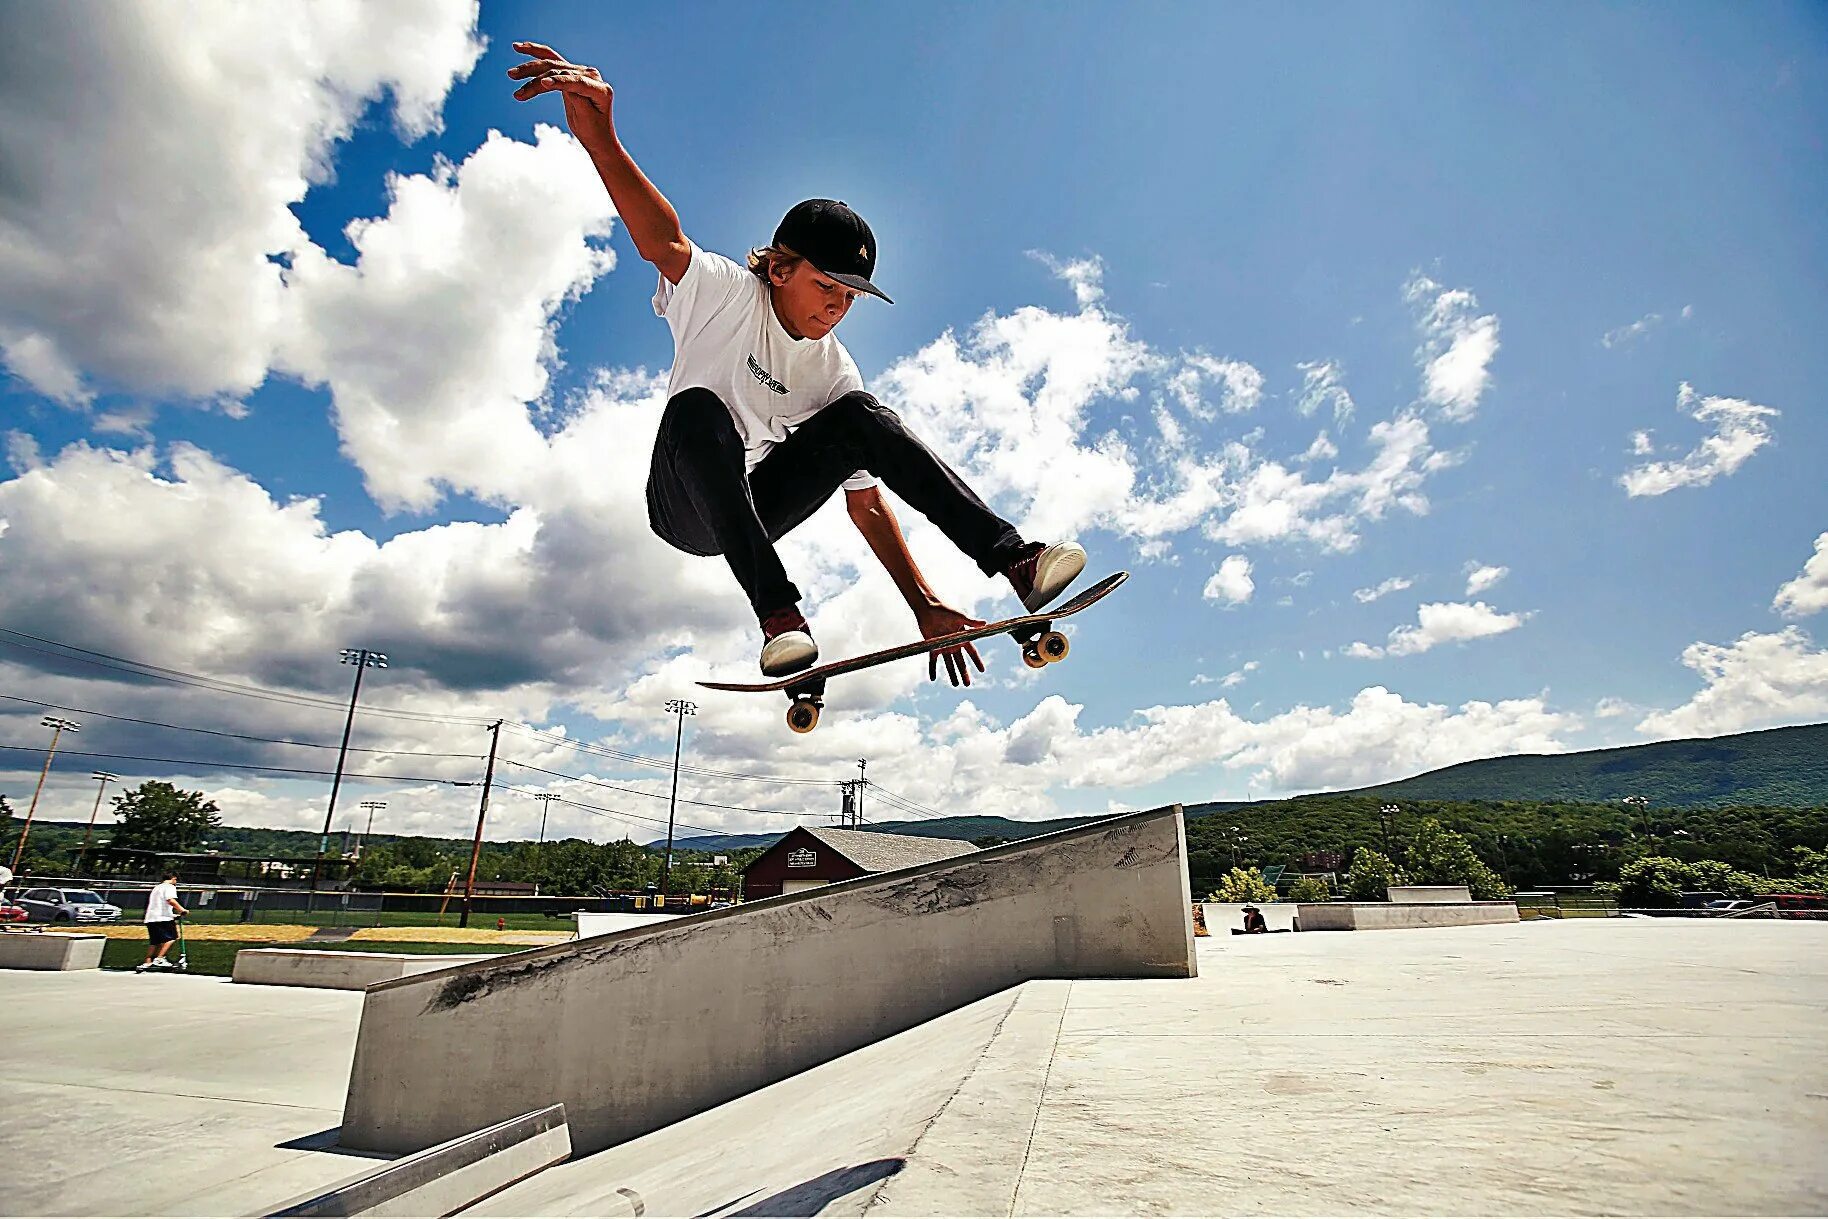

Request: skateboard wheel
left=1022, top=646, right=1048, bottom=669
left=1039, top=631, right=1070, bottom=663
left=786, top=701, right=821, bottom=733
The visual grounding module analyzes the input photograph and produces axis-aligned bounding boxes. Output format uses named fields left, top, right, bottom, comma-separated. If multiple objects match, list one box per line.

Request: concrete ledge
left=265, top=1104, right=570, bottom=1217
left=1386, top=885, right=1473, bottom=903
left=1202, top=902, right=1299, bottom=933
left=1297, top=901, right=1519, bottom=930
left=0, top=931, right=105, bottom=971
left=342, top=806, right=1195, bottom=1157
left=233, top=949, right=498, bottom=990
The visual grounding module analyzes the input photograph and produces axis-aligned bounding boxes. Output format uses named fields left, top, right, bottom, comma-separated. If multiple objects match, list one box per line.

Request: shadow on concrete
left=725, top=1159, right=906, bottom=1216
left=275, top=1127, right=388, bottom=1159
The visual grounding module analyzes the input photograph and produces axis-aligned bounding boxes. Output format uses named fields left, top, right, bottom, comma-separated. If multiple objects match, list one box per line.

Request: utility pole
left=358, top=800, right=387, bottom=856
left=855, top=759, right=866, bottom=827
left=459, top=720, right=504, bottom=929
left=9, top=716, right=80, bottom=876
left=78, top=771, right=119, bottom=874
left=661, top=699, right=696, bottom=903
left=313, top=647, right=388, bottom=904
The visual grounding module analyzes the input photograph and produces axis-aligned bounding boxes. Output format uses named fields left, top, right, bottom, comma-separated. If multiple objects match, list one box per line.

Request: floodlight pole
left=661, top=699, right=696, bottom=903
left=9, top=716, right=80, bottom=876
left=312, top=648, right=388, bottom=905
left=358, top=800, right=387, bottom=855
left=78, top=771, right=119, bottom=874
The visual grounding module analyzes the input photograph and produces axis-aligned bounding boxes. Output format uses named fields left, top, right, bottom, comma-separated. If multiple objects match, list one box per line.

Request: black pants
left=647, top=388, right=1025, bottom=616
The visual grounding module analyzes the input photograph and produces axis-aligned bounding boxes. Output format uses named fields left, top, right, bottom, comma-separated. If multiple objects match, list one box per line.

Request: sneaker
left=134, top=962, right=150, bottom=973
left=150, top=957, right=174, bottom=969
left=759, top=606, right=819, bottom=677
left=1004, top=540, right=1087, bottom=613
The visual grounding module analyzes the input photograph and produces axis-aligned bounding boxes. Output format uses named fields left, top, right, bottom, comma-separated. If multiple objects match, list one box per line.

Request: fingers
left=512, top=41, right=564, bottom=62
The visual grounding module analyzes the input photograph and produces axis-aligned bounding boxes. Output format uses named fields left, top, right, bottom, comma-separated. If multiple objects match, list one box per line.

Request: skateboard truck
left=784, top=677, right=827, bottom=735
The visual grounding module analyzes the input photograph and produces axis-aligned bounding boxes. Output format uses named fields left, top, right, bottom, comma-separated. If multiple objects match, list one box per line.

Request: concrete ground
left=1, top=918, right=1823, bottom=1216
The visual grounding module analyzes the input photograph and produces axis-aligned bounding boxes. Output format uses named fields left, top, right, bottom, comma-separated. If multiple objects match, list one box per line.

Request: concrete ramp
left=341, top=806, right=1194, bottom=1156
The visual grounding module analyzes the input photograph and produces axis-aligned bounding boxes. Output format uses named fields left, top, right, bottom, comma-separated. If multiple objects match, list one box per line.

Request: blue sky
left=1, top=2, right=1824, bottom=843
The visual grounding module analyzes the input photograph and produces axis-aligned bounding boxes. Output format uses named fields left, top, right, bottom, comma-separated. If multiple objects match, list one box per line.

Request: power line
left=864, top=781, right=954, bottom=822
left=498, top=758, right=834, bottom=820
left=0, top=743, right=474, bottom=786
left=499, top=722, right=843, bottom=787
left=0, top=693, right=484, bottom=759
left=0, top=628, right=492, bottom=726
left=494, top=781, right=728, bottom=840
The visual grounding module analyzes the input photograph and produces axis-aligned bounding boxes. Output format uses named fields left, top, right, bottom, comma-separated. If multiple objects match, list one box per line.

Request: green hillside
left=1345, top=722, right=1828, bottom=808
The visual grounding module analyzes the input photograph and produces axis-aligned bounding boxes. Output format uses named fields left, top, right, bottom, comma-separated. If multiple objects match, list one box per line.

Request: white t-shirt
left=145, top=881, right=179, bottom=923
left=654, top=242, right=877, bottom=491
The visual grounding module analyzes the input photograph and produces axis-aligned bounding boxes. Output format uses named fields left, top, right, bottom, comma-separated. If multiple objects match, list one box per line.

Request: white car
left=13, top=887, right=124, bottom=923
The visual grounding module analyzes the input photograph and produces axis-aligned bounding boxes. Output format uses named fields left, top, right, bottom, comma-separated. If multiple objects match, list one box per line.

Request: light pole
left=9, top=716, right=80, bottom=876
left=1497, top=833, right=1512, bottom=886
left=661, top=699, right=696, bottom=904
left=1622, top=795, right=1651, bottom=851
left=1228, top=825, right=1242, bottom=868
left=78, top=771, right=119, bottom=874
left=312, top=647, right=388, bottom=904
left=357, top=801, right=387, bottom=856
left=1378, top=804, right=1399, bottom=857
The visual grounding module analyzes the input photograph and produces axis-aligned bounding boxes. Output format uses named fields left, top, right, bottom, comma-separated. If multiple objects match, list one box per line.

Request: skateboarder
left=509, top=42, right=1087, bottom=683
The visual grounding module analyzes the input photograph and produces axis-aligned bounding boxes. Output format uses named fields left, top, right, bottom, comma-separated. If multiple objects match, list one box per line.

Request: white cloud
left=1618, top=382, right=1778, bottom=497
left=274, top=126, right=617, bottom=511
left=1203, top=556, right=1255, bottom=606
left=1221, top=661, right=1260, bottom=688
left=1294, top=359, right=1354, bottom=424
left=1346, top=600, right=1530, bottom=660
left=1592, top=697, right=1635, bottom=719
left=1404, top=273, right=1500, bottom=420
left=1636, top=628, right=1828, bottom=739
left=1601, top=306, right=1691, bottom=349
left=1029, top=251, right=1106, bottom=308
left=1464, top=562, right=1508, bottom=595
left=0, top=1, right=486, bottom=406
left=1166, top=354, right=1265, bottom=418
left=1772, top=532, right=1828, bottom=619
left=1353, top=576, right=1413, bottom=604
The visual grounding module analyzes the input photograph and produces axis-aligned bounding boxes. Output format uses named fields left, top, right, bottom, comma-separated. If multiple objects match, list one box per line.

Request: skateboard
left=699, top=571, right=1128, bottom=733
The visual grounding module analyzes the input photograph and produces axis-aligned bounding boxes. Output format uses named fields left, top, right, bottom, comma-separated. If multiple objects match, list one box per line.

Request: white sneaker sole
left=1022, top=542, right=1088, bottom=612
left=760, top=630, right=819, bottom=677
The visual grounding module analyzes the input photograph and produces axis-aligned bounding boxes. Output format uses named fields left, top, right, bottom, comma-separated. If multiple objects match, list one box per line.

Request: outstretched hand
left=507, top=41, right=613, bottom=123
left=915, top=603, right=988, bottom=687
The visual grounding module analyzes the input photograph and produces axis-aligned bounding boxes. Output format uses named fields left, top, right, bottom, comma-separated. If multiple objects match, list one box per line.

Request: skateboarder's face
left=770, top=259, right=859, bottom=341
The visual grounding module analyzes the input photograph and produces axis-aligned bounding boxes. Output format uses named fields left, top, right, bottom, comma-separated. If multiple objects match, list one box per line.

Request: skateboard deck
left=699, top=571, right=1128, bottom=732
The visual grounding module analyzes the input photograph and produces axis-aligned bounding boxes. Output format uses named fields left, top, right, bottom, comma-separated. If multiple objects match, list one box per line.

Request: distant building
left=742, top=827, right=977, bottom=901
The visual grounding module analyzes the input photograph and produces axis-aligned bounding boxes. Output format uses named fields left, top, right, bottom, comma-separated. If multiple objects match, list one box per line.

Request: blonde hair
left=746, top=245, right=806, bottom=283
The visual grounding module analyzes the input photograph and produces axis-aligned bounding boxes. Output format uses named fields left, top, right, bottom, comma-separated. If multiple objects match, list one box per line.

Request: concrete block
left=341, top=806, right=1195, bottom=1157
left=232, top=949, right=497, bottom=990
left=0, top=931, right=105, bottom=971
left=1296, top=901, right=1520, bottom=931
left=1386, top=885, right=1474, bottom=903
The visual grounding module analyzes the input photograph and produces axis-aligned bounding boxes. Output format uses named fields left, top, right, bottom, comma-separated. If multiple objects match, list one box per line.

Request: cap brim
left=824, top=270, right=894, bottom=305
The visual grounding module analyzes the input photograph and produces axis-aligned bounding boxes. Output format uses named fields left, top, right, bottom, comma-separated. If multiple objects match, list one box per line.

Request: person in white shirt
left=135, top=870, right=188, bottom=972
left=510, top=41, right=1088, bottom=680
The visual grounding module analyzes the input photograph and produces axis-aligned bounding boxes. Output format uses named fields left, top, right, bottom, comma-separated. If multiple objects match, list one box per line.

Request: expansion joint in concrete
left=1007, top=980, right=1072, bottom=1217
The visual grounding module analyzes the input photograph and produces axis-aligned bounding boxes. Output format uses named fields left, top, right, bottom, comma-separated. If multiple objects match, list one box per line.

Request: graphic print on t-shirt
left=655, top=241, right=877, bottom=492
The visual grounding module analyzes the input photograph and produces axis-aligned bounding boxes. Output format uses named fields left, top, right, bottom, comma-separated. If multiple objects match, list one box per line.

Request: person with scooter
left=135, top=869, right=188, bottom=972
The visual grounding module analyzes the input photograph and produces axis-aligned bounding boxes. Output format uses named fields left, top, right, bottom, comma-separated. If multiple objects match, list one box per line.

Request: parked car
left=1702, top=899, right=1761, bottom=913
left=13, top=887, right=123, bottom=924
left=0, top=899, right=27, bottom=923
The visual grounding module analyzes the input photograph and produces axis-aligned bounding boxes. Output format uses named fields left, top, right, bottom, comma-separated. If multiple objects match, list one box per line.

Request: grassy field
left=98, top=936, right=525, bottom=977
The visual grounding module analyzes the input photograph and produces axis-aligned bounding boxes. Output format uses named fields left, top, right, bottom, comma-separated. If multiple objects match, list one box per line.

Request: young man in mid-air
left=510, top=42, right=1087, bottom=683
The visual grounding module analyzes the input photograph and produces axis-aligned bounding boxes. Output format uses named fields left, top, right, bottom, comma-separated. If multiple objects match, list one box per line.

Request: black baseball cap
left=772, top=199, right=893, bottom=304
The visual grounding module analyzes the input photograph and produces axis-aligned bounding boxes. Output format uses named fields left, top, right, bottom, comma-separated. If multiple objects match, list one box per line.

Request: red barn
left=741, top=827, right=978, bottom=901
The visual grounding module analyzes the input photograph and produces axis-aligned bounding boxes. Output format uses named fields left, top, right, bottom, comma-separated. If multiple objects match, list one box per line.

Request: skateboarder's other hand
left=508, top=42, right=612, bottom=118
left=916, top=603, right=987, bottom=687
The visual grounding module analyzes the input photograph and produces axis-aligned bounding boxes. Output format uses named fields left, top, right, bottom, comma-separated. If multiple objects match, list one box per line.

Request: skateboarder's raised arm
left=509, top=41, right=691, bottom=285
